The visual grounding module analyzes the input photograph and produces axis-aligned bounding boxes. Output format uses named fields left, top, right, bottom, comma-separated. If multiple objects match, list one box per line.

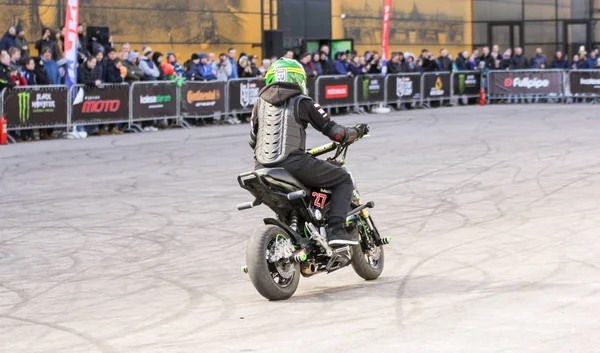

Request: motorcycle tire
left=246, top=225, right=300, bottom=301
left=351, top=229, right=385, bottom=280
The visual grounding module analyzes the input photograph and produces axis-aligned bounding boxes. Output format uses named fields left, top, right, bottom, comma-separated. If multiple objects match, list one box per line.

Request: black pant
left=271, top=153, right=354, bottom=225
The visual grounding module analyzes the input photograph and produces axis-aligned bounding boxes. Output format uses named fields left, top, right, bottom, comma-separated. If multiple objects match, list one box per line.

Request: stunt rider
left=249, top=58, right=368, bottom=247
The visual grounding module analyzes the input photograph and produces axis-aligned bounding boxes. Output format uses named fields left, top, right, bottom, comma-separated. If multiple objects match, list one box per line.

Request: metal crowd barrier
left=384, top=73, right=422, bottom=108
left=180, top=81, right=226, bottom=123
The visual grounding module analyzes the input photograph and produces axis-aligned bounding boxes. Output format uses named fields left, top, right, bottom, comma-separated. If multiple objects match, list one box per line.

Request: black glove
left=354, top=123, right=369, bottom=139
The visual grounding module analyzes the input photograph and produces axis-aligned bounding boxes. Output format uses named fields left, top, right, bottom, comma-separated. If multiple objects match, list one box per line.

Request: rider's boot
left=327, top=223, right=358, bottom=247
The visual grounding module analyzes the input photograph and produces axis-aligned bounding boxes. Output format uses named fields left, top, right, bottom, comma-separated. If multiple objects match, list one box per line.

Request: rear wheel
left=246, top=225, right=300, bottom=300
left=351, top=226, right=384, bottom=280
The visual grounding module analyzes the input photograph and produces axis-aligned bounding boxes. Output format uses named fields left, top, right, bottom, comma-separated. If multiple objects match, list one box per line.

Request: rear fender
left=263, top=218, right=307, bottom=247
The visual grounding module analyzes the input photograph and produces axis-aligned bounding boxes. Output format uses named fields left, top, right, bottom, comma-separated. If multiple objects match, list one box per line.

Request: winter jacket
left=0, top=63, right=15, bottom=90
left=186, top=62, right=199, bottom=80
left=550, top=58, right=569, bottom=69
left=77, top=65, right=97, bottom=86
left=16, top=35, right=29, bottom=58
left=386, top=60, right=405, bottom=74
left=41, top=57, right=60, bottom=84
left=122, top=60, right=143, bottom=82
left=367, top=59, right=381, bottom=74
left=348, top=62, right=364, bottom=76
left=511, top=55, right=529, bottom=69
left=34, top=62, right=50, bottom=85
left=302, top=62, right=317, bottom=77
left=571, top=60, right=587, bottom=70
left=466, top=60, right=478, bottom=70
left=454, top=55, right=468, bottom=71
left=421, top=58, right=438, bottom=72
left=312, top=60, right=323, bottom=76
left=321, top=58, right=336, bottom=75
left=586, top=57, right=599, bottom=69
left=499, top=59, right=511, bottom=70
left=152, top=52, right=165, bottom=80
left=198, top=63, right=216, bottom=80
left=35, top=38, right=60, bottom=61
left=0, top=31, right=18, bottom=51
left=529, top=54, right=548, bottom=69
left=93, top=60, right=105, bottom=83
left=22, top=69, right=36, bottom=85
left=437, top=56, right=453, bottom=72
left=227, top=57, right=238, bottom=79
left=212, top=60, right=232, bottom=81
left=334, top=59, right=349, bottom=75
left=104, top=59, right=123, bottom=83
left=138, top=56, right=160, bottom=80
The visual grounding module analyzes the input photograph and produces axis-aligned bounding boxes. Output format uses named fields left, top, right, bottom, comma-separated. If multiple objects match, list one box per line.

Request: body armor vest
left=254, top=95, right=308, bottom=166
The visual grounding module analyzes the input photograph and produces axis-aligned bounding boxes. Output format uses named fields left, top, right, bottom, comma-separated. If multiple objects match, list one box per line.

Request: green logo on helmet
left=266, top=58, right=308, bottom=94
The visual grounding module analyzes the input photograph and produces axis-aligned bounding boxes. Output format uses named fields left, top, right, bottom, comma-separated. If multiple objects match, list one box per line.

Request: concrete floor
left=2, top=104, right=600, bottom=352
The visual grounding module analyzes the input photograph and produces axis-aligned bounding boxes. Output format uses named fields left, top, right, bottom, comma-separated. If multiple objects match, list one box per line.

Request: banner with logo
left=422, top=73, right=451, bottom=99
left=228, top=79, right=266, bottom=112
left=316, top=76, right=355, bottom=106
left=64, top=0, right=79, bottom=90
left=181, top=81, right=226, bottom=115
left=386, top=74, right=422, bottom=103
left=489, top=70, right=564, bottom=95
left=5, top=86, right=68, bottom=128
left=132, top=82, right=178, bottom=119
left=72, top=85, right=130, bottom=123
left=569, top=70, right=600, bottom=95
left=356, top=75, right=384, bottom=104
left=452, top=72, right=481, bottom=96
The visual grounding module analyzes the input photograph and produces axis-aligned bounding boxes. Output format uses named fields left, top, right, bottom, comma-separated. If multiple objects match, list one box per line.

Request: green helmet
left=265, top=58, right=307, bottom=94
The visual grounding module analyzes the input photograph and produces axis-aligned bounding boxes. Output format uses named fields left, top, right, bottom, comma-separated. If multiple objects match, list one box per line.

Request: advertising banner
left=356, top=75, right=385, bottom=104
left=228, top=79, right=266, bottom=112
left=452, top=72, right=481, bottom=96
left=569, top=70, right=600, bottom=95
left=317, top=76, right=355, bottom=106
left=72, top=85, right=130, bottom=123
left=132, top=83, right=178, bottom=119
left=422, top=73, right=451, bottom=99
left=5, top=87, right=68, bottom=128
left=386, top=74, right=422, bottom=103
left=64, top=0, right=79, bottom=90
left=181, top=81, right=226, bottom=115
left=489, top=71, right=564, bottom=95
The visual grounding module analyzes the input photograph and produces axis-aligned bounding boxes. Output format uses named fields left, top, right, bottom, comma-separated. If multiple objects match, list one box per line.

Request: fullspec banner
left=386, top=74, right=421, bottom=102
left=569, top=71, right=600, bottom=95
left=357, top=76, right=385, bottom=104
left=490, top=71, right=564, bottom=95
left=317, top=76, right=355, bottom=106
left=181, top=81, right=226, bottom=115
left=228, top=79, right=266, bottom=112
left=5, top=87, right=68, bottom=128
left=72, top=85, right=130, bottom=122
left=132, top=83, right=178, bottom=118
left=453, top=72, right=481, bottom=96
left=422, top=73, right=451, bottom=99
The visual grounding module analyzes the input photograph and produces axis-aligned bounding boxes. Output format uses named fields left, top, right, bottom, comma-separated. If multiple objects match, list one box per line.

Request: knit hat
left=167, top=51, right=174, bottom=58
left=142, top=47, right=152, bottom=56
left=127, top=51, right=139, bottom=62
left=503, top=51, right=511, bottom=58
left=199, top=52, right=207, bottom=60
left=238, top=55, right=248, bottom=65
left=191, top=53, right=199, bottom=61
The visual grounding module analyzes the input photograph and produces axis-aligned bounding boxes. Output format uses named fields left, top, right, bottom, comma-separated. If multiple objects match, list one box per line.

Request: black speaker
left=263, top=30, right=283, bottom=59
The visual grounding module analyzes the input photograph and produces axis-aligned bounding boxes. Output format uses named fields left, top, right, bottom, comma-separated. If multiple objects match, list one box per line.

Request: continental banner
left=132, top=83, right=178, bottom=119
left=569, top=71, right=600, bottom=95
left=422, top=73, right=451, bottom=99
left=228, top=79, right=266, bottom=112
left=452, top=72, right=481, bottom=96
left=386, top=74, right=422, bottom=103
left=5, top=86, right=68, bottom=128
left=489, top=71, right=564, bottom=95
left=72, top=85, right=130, bottom=123
left=357, top=75, right=385, bottom=104
left=181, top=81, right=226, bottom=115
left=317, top=76, right=355, bottom=106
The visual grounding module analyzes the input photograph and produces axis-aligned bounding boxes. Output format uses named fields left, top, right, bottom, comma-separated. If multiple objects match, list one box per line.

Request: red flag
left=381, top=0, right=392, bottom=62
left=64, top=0, right=79, bottom=89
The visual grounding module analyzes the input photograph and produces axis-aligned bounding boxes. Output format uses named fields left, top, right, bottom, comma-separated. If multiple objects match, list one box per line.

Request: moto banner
left=132, top=82, right=178, bottom=119
left=5, top=86, right=68, bottom=128
left=356, top=75, right=385, bottom=104
left=317, top=76, right=355, bottom=106
left=489, top=71, right=564, bottom=95
left=386, top=74, right=422, bottom=103
left=181, top=81, right=226, bottom=115
left=228, top=79, right=266, bottom=112
left=452, top=72, right=481, bottom=96
left=422, top=73, right=451, bottom=99
left=72, top=85, right=130, bottom=123
left=569, top=70, right=600, bottom=95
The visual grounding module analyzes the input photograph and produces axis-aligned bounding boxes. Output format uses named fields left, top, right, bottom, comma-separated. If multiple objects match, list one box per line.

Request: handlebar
left=307, top=134, right=370, bottom=158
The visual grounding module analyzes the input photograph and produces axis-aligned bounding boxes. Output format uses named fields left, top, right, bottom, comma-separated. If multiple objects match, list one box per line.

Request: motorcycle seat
left=254, top=168, right=310, bottom=196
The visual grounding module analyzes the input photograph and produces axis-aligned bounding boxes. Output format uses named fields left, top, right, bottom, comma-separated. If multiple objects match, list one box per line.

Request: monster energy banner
left=568, top=71, right=600, bottom=95
left=452, top=72, right=481, bottom=96
left=132, top=82, right=178, bottom=119
left=228, top=79, right=266, bottom=112
left=4, top=86, right=68, bottom=128
left=386, top=74, right=422, bottom=103
left=356, top=75, right=385, bottom=104
left=181, top=81, right=226, bottom=115
left=422, top=73, right=451, bottom=99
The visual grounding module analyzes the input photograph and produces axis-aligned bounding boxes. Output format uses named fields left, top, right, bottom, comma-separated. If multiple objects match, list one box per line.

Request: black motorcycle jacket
left=250, top=82, right=358, bottom=166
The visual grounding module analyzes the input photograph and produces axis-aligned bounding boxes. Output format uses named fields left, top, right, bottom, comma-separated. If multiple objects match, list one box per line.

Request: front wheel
left=351, top=228, right=385, bottom=280
left=246, top=225, right=300, bottom=300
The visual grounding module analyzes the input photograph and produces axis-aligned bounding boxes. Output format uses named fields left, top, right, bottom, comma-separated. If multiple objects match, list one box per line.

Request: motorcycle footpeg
left=375, top=237, right=392, bottom=246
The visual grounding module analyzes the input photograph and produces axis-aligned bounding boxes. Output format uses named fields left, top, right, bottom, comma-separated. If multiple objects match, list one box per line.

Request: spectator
left=15, top=25, right=29, bottom=58
left=8, top=47, right=21, bottom=72
left=0, top=51, right=15, bottom=90
left=311, top=52, right=323, bottom=76
left=387, top=52, right=404, bottom=74
left=238, top=55, right=254, bottom=77
left=529, top=47, right=547, bottom=69
left=249, top=55, right=262, bottom=78
left=491, top=45, right=500, bottom=60
left=33, top=56, right=50, bottom=85
left=454, top=50, right=468, bottom=71
left=166, top=52, right=184, bottom=78
left=208, top=52, right=215, bottom=66
left=22, top=57, right=37, bottom=85
left=511, top=47, right=528, bottom=69
left=283, top=49, right=294, bottom=59
left=334, top=51, right=350, bottom=75
left=0, top=25, right=18, bottom=52
left=479, top=46, right=494, bottom=69
left=94, top=48, right=105, bottom=83
left=41, top=48, right=60, bottom=84
left=152, top=52, right=165, bottom=80
left=320, top=51, right=335, bottom=75
left=120, top=42, right=130, bottom=55
left=139, top=47, right=160, bottom=80
left=586, top=51, right=598, bottom=69
left=299, top=52, right=316, bottom=77
left=123, top=51, right=143, bottom=82
left=550, top=51, right=568, bottom=69
left=103, top=35, right=115, bottom=54
left=259, top=58, right=270, bottom=76
left=35, top=28, right=59, bottom=61
left=467, top=54, right=478, bottom=70
left=348, top=55, right=364, bottom=76
left=104, top=48, right=123, bottom=83
left=227, top=47, right=238, bottom=79
left=78, top=24, right=91, bottom=57
left=571, top=54, right=585, bottom=70
left=55, top=26, right=64, bottom=55
left=405, top=55, right=417, bottom=72
left=186, top=53, right=200, bottom=80
left=212, top=53, right=232, bottom=81
left=197, top=52, right=217, bottom=80
left=420, top=51, right=438, bottom=72
left=437, top=48, right=452, bottom=71
left=77, top=56, right=101, bottom=86
left=499, top=51, right=512, bottom=70
left=366, top=51, right=382, bottom=74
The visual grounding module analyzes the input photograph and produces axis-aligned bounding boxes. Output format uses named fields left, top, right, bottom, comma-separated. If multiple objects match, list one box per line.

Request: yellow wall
left=332, top=0, right=472, bottom=58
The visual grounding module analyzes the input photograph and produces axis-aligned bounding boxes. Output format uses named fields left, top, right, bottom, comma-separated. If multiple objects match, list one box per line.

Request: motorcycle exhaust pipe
left=301, top=261, right=318, bottom=276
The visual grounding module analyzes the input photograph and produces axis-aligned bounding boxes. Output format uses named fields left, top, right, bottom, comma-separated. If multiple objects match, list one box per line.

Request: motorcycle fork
left=352, top=190, right=382, bottom=243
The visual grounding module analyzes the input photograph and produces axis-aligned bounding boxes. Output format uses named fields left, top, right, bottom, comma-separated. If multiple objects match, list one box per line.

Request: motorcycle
left=237, top=135, right=391, bottom=300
